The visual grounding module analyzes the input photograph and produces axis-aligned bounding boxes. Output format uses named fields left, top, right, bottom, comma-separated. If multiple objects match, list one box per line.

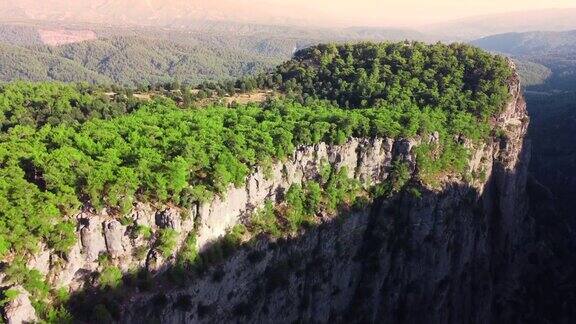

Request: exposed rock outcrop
left=104, top=220, right=126, bottom=258
left=79, top=214, right=107, bottom=262
left=156, top=208, right=182, bottom=231
left=1, top=286, right=37, bottom=324
left=116, top=68, right=532, bottom=323
left=27, top=134, right=399, bottom=293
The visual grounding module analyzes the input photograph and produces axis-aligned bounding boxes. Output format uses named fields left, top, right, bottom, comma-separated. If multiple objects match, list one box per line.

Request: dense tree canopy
left=0, top=82, right=139, bottom=131
left=0, top=42, right=512, bottom=265
left=274, top=42, right=512, bottom=115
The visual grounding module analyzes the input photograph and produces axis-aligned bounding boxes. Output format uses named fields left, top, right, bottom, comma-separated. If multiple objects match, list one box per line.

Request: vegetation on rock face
left=0, top=41, right=514, bottom=321
left=156, top=229, right=179, bottom=257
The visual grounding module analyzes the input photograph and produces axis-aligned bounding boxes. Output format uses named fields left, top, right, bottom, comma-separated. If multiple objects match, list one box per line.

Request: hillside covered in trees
left=0, top=42, right=513, bottom=321
left=0, top=21, right=436, bottom=87
left=0, top=35, right=280, bottom=86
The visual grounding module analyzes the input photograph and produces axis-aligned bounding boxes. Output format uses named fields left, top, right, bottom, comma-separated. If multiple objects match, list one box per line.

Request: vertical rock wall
left=117, top=69, right=532, bottom=324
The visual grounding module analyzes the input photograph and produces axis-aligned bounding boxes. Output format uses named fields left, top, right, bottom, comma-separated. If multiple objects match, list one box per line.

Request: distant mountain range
left=471, top=29, right=576, bottom=91
left=425, top=8, right=576, bottom=39
left=2, top=16, right=576, bottom=87
left=2, top=2, right=576, bottom=41
left=0, top=21, right=433, bottom=86
left=471, top=29, right=576, bottom=56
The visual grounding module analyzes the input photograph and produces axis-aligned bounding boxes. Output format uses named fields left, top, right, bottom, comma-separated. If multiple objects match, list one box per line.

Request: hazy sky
left=4, top=0, right=576, bottom=28
left=248, top=0, right=576, bottom=26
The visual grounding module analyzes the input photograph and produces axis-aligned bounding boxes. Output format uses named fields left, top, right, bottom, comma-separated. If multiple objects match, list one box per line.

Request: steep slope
left=118, top=75, right=531, bottom=323
left=0, top=42, right=537, bottom=323
left=474, top=30, right=576, bottom=225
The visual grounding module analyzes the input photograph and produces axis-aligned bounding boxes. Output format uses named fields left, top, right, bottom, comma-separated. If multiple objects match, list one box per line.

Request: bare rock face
left=104, top=220, right=125, bottom=258
left=122, top=211, right=373, bottom=324
left=356, top=137, right=395, bottom=186
left=2, top=286, right=37, bottom=324
left=116, top=66, right=533, bottom=324
left=132, top=202, right=155, bottom=228
left=52, top=240, right=84, bottom=288
left=79, top=214, right=106, bottom=262
left=328, top=139, right=359, bottom=178
left=197, top=186, right=249, bottom=248
left=27, top=247, right=51, bottom=276
left=394, top=137, right=418, bottom=168
left=155, top=208, right=182, bottom=231
left=146, top=249, right=169, bottom=274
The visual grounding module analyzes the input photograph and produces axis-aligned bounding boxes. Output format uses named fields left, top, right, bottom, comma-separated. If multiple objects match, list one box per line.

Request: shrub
left=251, top=200, right=281, bottom=237
left=135, top=225, right=153, bottom=240
left=156, top=228, right=179, bottom=257
left=99, top=266, right=123, bottom=289
left=391, top=160, right=411, bottom=192
left=91, top=304, right=114, bottom=324
left=0, top=289, right=20, bottom=306
left=178, top=233, right=200, bottom=268
left=222, top=225, right=247, bottom=254
left=46, top=221, right=77, bottom=255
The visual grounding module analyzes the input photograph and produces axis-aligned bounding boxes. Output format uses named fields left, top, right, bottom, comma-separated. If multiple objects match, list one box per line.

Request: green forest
left=0, top=42, right=512, bottom=321
left=0, top=41, right=511, bottom=258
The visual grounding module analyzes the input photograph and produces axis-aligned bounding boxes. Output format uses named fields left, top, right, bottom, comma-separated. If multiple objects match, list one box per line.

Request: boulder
left=104, top=220, right=125, bottom=258
left=2, top=286, right=37, bottom=324
left=79, top=215, right=106, bottom=261
left=132, top=202, right=155, bottom=228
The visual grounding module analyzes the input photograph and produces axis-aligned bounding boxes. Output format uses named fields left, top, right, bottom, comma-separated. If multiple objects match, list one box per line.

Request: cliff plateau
left=0, top=44, right=546, bottom=323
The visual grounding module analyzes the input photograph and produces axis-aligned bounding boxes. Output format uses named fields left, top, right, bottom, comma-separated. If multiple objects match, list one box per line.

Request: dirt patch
left=223, top=91, right=271, bottom=105
left=38, top=29, right=97, bottom=46
left=133, top=93, right=152, bottom=101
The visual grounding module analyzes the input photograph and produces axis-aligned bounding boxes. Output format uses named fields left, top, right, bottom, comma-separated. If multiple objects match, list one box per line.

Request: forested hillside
left=473, top=30, right=576, bottom=89
left=472, top=30, right=576, bottom=56
left=0, top=42, right=513, bottom=322
left=0, top=43, right=110, bottom=84
left=0, top=35, right=280, bottom=86
left=0, top=21, right=435, bottom=86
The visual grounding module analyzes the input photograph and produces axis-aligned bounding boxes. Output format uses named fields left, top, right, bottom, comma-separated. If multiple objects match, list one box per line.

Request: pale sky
left=247, top=0, right=576, bottom=26
left=4, top=0, right=576, bottom=28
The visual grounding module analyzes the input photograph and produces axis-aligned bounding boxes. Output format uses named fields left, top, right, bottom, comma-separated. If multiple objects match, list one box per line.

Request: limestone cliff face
left=344, top=67, right=531, bottom=324
left=26, top=136, right=400, bottom=293
left=3, top=69, right=531, bottom=323
left=115, top=71, right=531, bottom=323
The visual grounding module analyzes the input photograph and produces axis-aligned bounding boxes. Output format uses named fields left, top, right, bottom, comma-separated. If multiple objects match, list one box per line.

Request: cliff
left=113, top=66, right=531, bottom=324
left=2, top=66, right=532, bottom=323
